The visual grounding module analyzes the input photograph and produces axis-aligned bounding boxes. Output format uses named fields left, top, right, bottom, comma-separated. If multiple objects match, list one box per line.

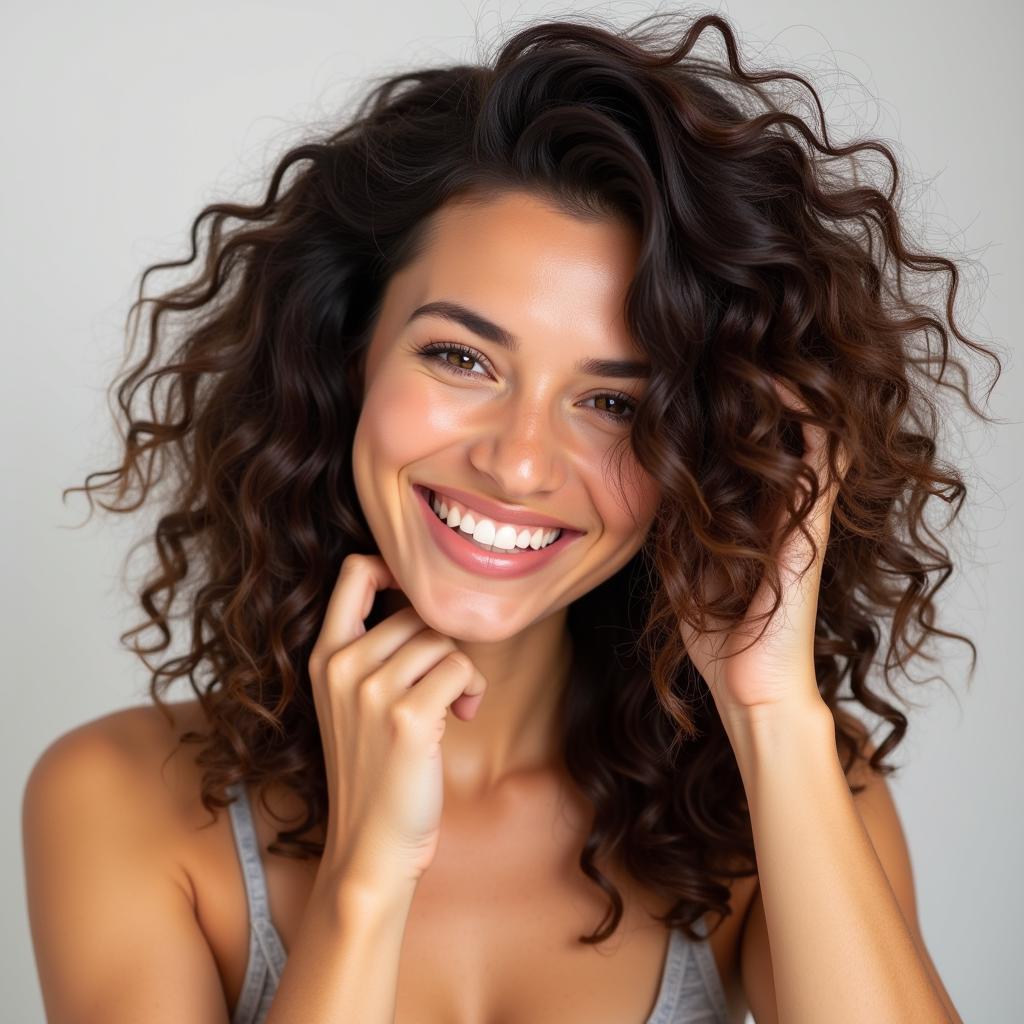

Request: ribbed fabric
left=225, top=781, right=731, bottom=1024
left=225, top=781, right=288, bottom=1024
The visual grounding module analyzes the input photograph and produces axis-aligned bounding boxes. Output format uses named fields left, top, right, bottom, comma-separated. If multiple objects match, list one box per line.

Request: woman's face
left=351, top=189, right=661, bottom=642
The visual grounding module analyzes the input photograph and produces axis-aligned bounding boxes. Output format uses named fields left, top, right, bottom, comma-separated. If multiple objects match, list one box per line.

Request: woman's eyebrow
left=406, top=299, right=651, bottom=379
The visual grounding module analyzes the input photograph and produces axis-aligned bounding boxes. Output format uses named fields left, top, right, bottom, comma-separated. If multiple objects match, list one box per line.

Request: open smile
left=412, top=484, right=582, bottom=579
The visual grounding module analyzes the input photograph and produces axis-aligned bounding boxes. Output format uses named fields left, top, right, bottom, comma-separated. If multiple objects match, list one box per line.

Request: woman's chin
left=411, top=598, right=531, bottom=645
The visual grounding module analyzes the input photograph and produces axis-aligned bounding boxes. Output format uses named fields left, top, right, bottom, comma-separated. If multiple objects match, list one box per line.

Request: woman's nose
left=464, top=392, right=569, bottom=498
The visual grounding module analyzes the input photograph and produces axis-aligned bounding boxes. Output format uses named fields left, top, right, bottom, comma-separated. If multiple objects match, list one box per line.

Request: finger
left=775, top=434, right=843, bottom=585
left=759, top=381, right=838, bottom=582
left=358, top=627, right=459, bottom=700
left=340, top=604, right=432, bottom=672
left=769, top=376, right=851, bottom=487
left=397, top=650, right=488, bottom=725
left=310, top=554, right=401, bottom=668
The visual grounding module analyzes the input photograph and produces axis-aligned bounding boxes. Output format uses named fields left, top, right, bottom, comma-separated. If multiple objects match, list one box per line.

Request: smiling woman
left=22, top=8, right=994, bottom=1024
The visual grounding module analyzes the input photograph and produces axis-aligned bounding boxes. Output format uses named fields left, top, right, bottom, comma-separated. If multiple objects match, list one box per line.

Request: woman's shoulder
left=28, top=697, right=205, bottom=771
left=24, top=699, right=210, bottom=836
left=22, top=701, right=255, bottom=1021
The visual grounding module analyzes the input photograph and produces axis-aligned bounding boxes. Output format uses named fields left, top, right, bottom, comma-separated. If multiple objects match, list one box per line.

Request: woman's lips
left=426, top=488, right=563, bottom=552
left=419, top=481, right=580, bottom=532
left=413, top=484, right=580, bottom=579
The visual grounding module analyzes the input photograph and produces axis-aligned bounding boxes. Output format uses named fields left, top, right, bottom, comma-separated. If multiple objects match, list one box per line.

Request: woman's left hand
left=679, top=378, right=851, bottom=726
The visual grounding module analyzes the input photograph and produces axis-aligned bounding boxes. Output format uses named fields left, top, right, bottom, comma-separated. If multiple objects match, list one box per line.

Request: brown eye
left=592, top=395, right=633, bottom=418
left=585, top=392, right=637, bottom=423
left=444, top=350, right=477, bottom=371
left=416, top=341, right=489, bottom=376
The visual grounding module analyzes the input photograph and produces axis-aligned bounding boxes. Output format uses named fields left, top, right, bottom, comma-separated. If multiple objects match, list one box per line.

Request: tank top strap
left=226, top=780, right=288, bottom=980
left=686, top=914, right=730, bottom=1022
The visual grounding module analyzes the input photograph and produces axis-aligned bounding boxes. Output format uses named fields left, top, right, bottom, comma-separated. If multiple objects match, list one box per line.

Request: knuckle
left=445, top=650, right=472, bottom=673
left=357, top=672, right=388, bottom=705
left=322, top=647, right=353, bottom=684
left=339, top=553, right=364, bottom=574
left=342, top=551, right=376, bottom=572
left=388, top=700, right=422, bottom=732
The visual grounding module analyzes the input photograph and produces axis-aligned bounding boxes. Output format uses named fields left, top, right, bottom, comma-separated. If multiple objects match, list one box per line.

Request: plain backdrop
left=3, top=1, right=1020, bottom=1021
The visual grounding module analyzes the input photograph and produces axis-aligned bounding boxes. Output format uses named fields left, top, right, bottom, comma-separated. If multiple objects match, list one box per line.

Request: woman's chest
left=189, top=782, right=753, bottom=1024
left=393, top=830, right=693, bottom=1023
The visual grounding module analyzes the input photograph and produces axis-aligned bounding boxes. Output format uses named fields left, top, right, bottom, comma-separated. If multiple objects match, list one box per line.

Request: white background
left=3, top=1, right=1020, bottom=1021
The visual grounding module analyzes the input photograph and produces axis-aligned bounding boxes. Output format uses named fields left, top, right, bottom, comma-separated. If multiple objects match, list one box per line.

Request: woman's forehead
left=376, top=192, right=643, bottom=354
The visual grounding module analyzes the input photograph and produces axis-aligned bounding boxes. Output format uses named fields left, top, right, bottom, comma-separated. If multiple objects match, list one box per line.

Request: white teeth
left=472, top=519, right=495, bottom=545
left=493, top=525, right=519, bottom=551
left=427, top=490, right=563, bottom=553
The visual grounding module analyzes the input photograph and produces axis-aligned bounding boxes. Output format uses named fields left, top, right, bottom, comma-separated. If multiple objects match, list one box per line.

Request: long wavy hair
left=66, top=9, right=1001, bottom=944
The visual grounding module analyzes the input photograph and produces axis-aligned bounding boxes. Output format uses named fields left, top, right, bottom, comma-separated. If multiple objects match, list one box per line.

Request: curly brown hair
left=65, top=10, right=1002, bottom=946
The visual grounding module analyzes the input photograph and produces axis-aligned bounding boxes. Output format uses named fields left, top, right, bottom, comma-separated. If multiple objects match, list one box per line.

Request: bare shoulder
left=22, top=700, right=230, bottom=1023
left=25, top=699, right=207, bottom=823
left=27, top=698, right=203, bottom=764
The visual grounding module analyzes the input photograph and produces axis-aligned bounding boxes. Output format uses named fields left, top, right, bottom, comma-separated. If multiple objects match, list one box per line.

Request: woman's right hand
left=307, top=553, right=488, bottom=892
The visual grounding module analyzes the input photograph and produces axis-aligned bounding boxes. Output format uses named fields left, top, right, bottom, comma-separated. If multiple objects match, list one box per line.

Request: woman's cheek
left=355, top=371, right=478, bottom=490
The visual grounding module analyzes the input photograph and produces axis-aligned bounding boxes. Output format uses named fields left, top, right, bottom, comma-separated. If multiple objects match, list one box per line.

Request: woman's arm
left=23, top=720, right=417, bottom=1024
left=680, top=388, right=962, bottom=1022
left=262, top=869, right=416, bottom=1024
left=22, top=724, right=232, bottom=1024
left=728, top=696, right=963, bottom=1024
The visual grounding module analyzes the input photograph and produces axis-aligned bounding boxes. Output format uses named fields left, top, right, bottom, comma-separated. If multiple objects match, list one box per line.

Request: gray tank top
left=225, top=781, right=731, bottom=1024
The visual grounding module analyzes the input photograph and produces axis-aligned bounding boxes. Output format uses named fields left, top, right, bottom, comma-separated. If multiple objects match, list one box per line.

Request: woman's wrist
left=720, top=691, right=835, bottom=779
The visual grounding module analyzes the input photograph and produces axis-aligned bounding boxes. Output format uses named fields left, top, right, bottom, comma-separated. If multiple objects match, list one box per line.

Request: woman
left=22, top=11, right=989, bottom=1023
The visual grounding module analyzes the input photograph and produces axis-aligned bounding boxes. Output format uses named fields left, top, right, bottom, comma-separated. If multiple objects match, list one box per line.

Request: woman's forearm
left=723, top=694, right=957, bottom=1024
left=264, top=871, right=417, bottom=1024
